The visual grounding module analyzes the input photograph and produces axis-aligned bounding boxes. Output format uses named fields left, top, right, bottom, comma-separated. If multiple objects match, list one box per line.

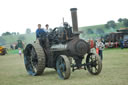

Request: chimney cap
left=70, top=8, right=77, bottom=11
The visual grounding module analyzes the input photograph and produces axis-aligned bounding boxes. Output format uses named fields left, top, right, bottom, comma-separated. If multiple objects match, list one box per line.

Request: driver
left=36, top=24, right=46, bottom=39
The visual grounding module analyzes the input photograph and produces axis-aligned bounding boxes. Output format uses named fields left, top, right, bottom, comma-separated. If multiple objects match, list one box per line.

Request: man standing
left=36, top=24, right=46, bottom=38
left=120, top=37, right=124, bottom=49
left=96, top=39, right=104, bottom=60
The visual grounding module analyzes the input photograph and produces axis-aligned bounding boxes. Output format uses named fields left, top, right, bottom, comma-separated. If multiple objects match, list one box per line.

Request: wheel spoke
left=94, top=66, right=98, bottom=73
left=90, top=55, right=93, bottom=61
left=92, top=67, right=95, bottom=73
left=90, top=66, right=93, bottom=72
left=31, top=48, right=36, bottom=58
left=30, top=47, right=38, bottom=68
left=60, top=57, right=64, bottom=63
left=57, top=69, right=63, bottom=77
left=61, top=63, right=65, bottom=72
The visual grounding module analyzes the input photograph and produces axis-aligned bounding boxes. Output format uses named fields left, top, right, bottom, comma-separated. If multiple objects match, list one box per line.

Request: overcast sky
left=0, top=0, right=128, bottom=35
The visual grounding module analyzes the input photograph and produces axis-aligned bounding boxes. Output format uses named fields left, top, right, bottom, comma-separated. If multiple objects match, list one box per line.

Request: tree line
left=87, top=18, right=128, bottom=35
left=1, top=28, right=31, bottom=36
left=0, top=28, right=31, bottom=45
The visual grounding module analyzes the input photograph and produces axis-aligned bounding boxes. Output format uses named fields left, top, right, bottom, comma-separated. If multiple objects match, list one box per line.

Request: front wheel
left=56, top=55, right=71, bottom=79
left=86, top=53, right=102, bottom=75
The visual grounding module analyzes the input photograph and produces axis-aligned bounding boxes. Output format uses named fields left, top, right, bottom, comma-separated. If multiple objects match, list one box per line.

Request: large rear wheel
left=24, top=42, right=45, bottom=76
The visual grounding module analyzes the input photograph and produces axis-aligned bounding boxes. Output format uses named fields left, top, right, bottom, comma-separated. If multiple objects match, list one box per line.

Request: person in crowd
left=96, top=39, right=105, bottom=60
left=18, top=48, right=22, bottom=56
left=120, top=37, right=124, bottom=49
left=10, top=44, right=13, bottom=49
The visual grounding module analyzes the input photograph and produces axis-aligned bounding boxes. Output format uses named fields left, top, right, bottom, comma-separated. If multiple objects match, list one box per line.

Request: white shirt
left=19, top=50, right=22, bottom=54
left=96, top=41, right=105, bottom=50
left=45, top=28, right=52, bottom=33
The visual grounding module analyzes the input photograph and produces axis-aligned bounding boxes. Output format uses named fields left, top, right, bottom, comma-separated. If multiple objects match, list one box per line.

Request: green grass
left=6, top=49, right=24, bottom=54
left=0, top=47, right=128, bottom=85
left=7, top=49, right=19, bottom=54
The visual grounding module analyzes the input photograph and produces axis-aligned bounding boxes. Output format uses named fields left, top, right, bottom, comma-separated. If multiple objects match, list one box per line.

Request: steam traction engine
left=23, top=8, right=102, bottom=79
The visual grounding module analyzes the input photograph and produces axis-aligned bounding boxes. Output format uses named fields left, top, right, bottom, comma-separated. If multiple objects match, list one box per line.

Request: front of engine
left=67, top=8, right=90, bottom=68
left=67, top=8, right=90, bottom=56
left=50, top=8, right=90, bottom=69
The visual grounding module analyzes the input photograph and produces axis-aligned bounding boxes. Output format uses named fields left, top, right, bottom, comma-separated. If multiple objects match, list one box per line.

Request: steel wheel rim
left=86, top=53, right=102, bottom=75
left=56, top=57, right=66, bottom=79
left=24, top=45, right=38, bottom=76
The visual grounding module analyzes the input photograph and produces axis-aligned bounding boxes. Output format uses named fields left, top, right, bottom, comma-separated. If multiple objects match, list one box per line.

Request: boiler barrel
left=67, top=39, right=90, bottom=56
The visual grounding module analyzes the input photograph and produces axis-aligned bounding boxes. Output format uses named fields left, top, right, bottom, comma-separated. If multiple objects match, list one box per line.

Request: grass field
left=0, top=48, right=128, bottom=85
